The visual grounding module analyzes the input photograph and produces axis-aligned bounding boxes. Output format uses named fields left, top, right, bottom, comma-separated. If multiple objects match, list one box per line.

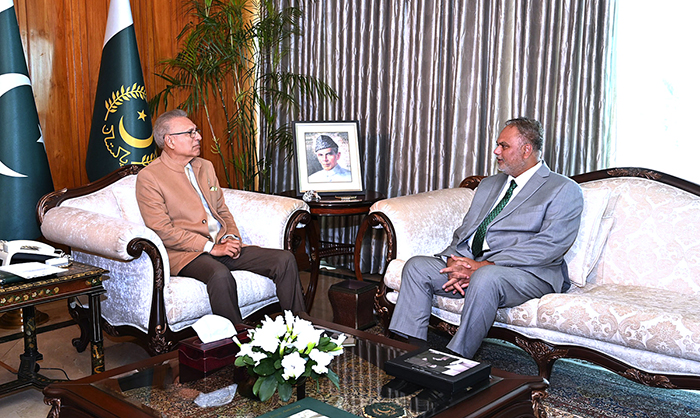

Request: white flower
left=235, top=311, right=343, bottom=393
left=264, top=315, right=288, bottom=338
left=284, top=310, right=296, bottom=329
left=309, top=348, right=334, bottom=374
left=329, top=334, right=346, bottom=355
left=238, top=342, right=254, bottom=357
left=281, top=351, right=306, bottom=380
left=249, top=350, right=268, bottom=364
left=251, top=330, right=282, bottom=353
left=250, top=315, right=288, bottom=353
left=291, top=321, right=323, bottom=353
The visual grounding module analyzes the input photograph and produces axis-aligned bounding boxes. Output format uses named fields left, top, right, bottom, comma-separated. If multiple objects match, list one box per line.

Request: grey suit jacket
left=439, top=163, right=583, bottom=292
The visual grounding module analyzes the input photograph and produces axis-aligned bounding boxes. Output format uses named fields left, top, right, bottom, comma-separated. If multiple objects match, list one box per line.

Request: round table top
left=280, top=190, right=385, bottom=216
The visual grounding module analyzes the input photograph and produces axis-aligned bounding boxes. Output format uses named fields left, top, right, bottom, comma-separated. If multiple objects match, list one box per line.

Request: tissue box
left=178, top=326, right=251, bottom=383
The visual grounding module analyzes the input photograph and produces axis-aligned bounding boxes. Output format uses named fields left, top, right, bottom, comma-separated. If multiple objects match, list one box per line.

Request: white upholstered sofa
left=365, top=168, right=700, bottom=390
left=38, top=165, right=316, bottom=356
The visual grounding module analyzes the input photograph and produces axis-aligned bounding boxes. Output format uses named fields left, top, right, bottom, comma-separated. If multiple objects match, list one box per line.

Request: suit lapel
left=461, top=175, right=508, bottom=238
left=492, top=163, right=550, bottom=222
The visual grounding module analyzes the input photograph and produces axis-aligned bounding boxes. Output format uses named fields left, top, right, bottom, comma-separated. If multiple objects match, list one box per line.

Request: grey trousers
left=179, top=246, right=306, bottom=325
left=388, top=255, right=554, bottom=358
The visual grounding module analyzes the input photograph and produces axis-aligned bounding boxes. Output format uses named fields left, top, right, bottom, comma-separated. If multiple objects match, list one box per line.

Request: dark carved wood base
left=532, top=388, right=548, bottom=418
left=68, top=298, right=90, bottom=353
left=45, top=397, right=60, bottom=418
left=487, top=327, right=699, bottom=390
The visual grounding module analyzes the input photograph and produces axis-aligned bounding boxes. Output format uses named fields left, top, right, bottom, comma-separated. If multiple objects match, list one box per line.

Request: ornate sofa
left=364, top=168, right=700, bottom=390
left=38, top=165, right=317, bottom=356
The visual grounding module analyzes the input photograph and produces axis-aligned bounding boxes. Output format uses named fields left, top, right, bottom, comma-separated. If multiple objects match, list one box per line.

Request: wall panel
left=15, top=0, right=225, bottom=190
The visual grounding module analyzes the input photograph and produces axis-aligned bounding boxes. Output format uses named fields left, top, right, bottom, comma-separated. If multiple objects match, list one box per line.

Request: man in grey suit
left=389, top=117, right=583, bottom=358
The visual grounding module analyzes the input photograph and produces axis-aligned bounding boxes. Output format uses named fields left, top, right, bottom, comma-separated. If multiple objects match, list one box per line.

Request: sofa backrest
left=57, top=172, right=307, bottom=250
left=370, top=187, right=476, bottom=261
left=581, top=177, right=700, bottom=294
left=61, top=174, right=139, bottom=221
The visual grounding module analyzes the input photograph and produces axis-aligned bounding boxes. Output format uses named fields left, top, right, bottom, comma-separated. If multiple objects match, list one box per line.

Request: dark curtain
left=266, top=0, right=616, bottom=274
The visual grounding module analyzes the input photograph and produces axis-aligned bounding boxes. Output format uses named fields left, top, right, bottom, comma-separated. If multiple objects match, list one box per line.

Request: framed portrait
left=293, top=120, right=363, bottom=195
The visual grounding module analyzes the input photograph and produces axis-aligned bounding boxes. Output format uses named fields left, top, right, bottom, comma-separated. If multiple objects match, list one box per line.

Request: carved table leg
left=89, top=293, right=105, bottom=374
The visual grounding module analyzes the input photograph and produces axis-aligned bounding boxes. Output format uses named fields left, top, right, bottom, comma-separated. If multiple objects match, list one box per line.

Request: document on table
left=0, top=262, right=65, bottom=279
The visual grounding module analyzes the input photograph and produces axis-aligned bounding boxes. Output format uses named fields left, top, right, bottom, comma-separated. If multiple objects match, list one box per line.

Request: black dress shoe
left=407, top=336, right=430, bottom=350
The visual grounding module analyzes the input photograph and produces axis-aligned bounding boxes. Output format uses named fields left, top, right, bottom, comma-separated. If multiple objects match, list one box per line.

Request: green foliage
left=276, top=380, right=293, bottom=402
left=257, top=374, right=279, bottom=401
left=150, top=0, right=337, bottom=191
left=234, top=313, right=345, bottom=402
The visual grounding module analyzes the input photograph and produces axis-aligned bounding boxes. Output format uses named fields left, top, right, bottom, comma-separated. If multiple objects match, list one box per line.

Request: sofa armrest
left=368, top=188, right=476, bottom=261
left=223, top=189, right=310, bottom=249
left=41, top=206, right=167, bottom=267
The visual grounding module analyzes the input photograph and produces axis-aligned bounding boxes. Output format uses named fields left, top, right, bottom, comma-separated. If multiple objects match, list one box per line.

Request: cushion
left=593, top=178, right=700, bottom=293
left=61, top=187, right=122, bottom=219
left=164, top=271, right=279, bottom=331
left=111, top=178, right=145, bottom=225
left=536, top=284, right=700, bottom=362
left=564, top=187, right=613, bottom=287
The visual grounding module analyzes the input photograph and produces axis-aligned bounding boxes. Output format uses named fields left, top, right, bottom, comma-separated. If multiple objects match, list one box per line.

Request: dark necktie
left=471, top=180, right=517, bottom=257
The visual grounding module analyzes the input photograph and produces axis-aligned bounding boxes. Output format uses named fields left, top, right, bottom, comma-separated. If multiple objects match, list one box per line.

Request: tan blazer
left=135, top=152, right=241, bottom=275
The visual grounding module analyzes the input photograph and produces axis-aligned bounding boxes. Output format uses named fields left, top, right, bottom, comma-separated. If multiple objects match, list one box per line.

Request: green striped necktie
left=471, top=180, right=517, bottom=257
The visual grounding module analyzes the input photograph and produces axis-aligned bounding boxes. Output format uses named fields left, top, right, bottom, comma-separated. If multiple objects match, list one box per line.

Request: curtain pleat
left=266, top=0, right=616, bottom=274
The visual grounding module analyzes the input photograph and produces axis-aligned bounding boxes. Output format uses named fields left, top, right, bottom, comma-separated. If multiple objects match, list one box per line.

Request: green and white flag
left=0, top=0, right=54, bottom=240
left=86, top=0, right=156, bottom=181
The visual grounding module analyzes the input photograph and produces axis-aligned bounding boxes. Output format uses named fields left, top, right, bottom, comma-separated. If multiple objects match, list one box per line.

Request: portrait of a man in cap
left=307, top=134, right=352, bottom=182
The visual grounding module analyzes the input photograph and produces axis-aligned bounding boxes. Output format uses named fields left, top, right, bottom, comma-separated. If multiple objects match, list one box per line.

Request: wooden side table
left=0, top=262, right=107, bottom=396
left=328, top=279, right=377, bottom=329
left=280, top=191, right=384, bottom=309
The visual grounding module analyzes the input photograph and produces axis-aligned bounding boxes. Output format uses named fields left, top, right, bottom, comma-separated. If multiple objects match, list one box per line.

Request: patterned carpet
left=471, top=338, right=700, bottom=418
left=362, top=323, right=700, bottom=417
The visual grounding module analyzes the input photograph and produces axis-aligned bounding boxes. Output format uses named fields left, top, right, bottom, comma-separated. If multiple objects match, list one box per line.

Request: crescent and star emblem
left=0, top=72, right=40, bottom=178
left=118, top=116, right=153, bottom=148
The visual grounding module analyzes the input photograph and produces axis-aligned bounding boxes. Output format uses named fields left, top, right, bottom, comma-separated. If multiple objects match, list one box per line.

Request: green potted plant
left=233, top=311, right=344, bottom=402
left=151, top=0, right=337, bottom=192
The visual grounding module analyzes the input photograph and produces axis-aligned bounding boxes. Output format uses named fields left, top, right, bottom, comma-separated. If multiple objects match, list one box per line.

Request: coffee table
left=44, top=314, right=547, bottom=417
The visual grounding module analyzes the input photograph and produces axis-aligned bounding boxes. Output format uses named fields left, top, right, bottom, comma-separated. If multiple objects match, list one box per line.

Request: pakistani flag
left=0, top=0, right=54, bottom=240
left=86, top=0, right=156, bottom=182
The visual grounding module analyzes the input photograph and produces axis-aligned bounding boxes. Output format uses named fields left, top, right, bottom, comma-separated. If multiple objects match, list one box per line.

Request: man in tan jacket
left=135, top=109, right=306, bottom=325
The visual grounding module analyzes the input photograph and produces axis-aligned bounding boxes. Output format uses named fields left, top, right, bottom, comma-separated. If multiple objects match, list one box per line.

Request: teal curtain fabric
left=267, top=0, right=616, bottom=274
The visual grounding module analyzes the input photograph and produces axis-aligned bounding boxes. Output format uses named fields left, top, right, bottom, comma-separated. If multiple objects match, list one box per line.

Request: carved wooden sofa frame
left=363, top=167, right=700, bottom=391
left=38, top=165, right=318, bottom=356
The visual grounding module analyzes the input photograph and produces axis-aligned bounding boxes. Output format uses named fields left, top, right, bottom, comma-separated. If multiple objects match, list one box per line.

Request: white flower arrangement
left=233, top=311, right=344, bottom=402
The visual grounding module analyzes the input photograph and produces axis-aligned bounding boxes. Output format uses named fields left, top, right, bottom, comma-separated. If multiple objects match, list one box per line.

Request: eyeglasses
left=168, top=128, right=201, bottom=139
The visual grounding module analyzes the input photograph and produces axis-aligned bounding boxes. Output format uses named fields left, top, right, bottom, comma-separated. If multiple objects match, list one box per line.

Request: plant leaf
left=253, top=375, right=263, bottom=395
left=277, top=381, right=293, bottom=402
left=258, top=375, right=278, bottom=402
left=327, top=369, right=340, bottom=389
left=253, top=357, right=277, bottom=376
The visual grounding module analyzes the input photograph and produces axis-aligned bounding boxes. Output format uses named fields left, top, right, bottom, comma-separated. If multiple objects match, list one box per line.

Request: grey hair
left=152, top=109, right=188, bottom=149
left=505, top=117, right=544, bottom=152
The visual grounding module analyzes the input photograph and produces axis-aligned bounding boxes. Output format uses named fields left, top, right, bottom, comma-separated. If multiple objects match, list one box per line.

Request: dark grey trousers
left=388, top=255, right=554, bottom=358
left=179, top=246, right=306, bottom=324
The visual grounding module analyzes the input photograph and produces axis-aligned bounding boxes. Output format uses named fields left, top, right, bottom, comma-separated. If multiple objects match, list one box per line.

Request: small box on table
left=384, top=348, right=491, bottom=394
left=178, top=325, right=251, bottom=383
left=328, top=279, right=377, bottom=330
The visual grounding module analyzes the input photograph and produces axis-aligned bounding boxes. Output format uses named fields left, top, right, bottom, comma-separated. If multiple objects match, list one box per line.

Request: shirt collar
left=508, top=161, right=542, bottom=189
